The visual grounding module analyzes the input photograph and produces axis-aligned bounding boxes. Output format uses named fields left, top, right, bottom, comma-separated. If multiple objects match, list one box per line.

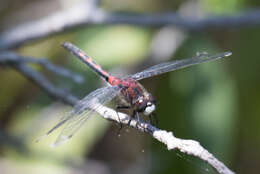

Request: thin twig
left=0, top=51, right=83, bottom=83
left=0, top=131, right=27, bottom=153
left=1, top=2, right=260, bottom=50
left=0, top=52, right=78, bottom=105
left=13, top=63, right=78, bottom=105
left=94, top=104, right=235, bottom=174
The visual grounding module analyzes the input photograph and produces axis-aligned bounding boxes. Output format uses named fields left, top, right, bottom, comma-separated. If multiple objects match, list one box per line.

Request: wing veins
left=129, top=52, right=231, bottom=80
left=38, top=85, right=121, bottom=146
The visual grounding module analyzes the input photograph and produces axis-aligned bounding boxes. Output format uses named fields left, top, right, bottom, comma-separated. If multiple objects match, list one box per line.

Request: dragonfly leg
left=135, top=111, right=141, bottom=128
left=116, top=105, right=131, bottom=134
left=148, top=114, right=153, bottom=125
left=127, top=109, right=137, bottom=126
left=136, top=112, right=141, bottom=122
left=127, top=118, right=132, bottom=126
left=152, top=112, right=159, bottom=127
left=127, top=110, right=141, bottom=128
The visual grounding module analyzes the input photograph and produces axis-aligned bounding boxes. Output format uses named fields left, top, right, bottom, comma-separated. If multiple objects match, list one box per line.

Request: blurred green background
left=0, top=0, right=259, bottom=174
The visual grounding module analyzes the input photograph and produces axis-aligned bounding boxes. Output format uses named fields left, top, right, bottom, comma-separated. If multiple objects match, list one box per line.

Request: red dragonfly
left=39, top=42, right=231, bottom=146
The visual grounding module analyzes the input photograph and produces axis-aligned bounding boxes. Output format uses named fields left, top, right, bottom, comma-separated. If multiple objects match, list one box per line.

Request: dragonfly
left=38, top=42, right=231, bottom=146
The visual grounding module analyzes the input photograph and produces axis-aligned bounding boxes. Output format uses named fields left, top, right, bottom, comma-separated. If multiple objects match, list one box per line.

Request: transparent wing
left=51, top=109, right=93, bottom=146
left=129, top=52, right=232, bottom=81
left=38, top=85, right=121, bottom=146
left=52, top=85, right=121, bottom=146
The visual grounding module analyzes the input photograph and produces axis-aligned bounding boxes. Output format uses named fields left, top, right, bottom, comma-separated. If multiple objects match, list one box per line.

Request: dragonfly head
left=143, top=101, right=156, bottom=115
left=137, top=96, right=156, bottom=115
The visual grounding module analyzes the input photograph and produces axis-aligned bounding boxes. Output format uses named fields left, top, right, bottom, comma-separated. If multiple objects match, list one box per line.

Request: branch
left=0, top=131, right=27, bottom=153
left=1, top=2, right=260, bottom=50
left=0, top=51, right=78, bottom=106
left=94, top=104, right=235, bottom=174
left=0, top=52, right=83, bottom=83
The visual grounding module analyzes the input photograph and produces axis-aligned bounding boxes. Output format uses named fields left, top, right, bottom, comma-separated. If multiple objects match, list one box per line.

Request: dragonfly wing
left=39, top=85, right=121, bottom=146
left=129, top=52, right=232, bottom=81
left=51, top=109, right=94, bottom=146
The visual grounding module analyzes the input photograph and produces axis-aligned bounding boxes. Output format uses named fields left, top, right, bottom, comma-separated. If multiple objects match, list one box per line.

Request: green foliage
left=201, top=0, right=244, bottom=14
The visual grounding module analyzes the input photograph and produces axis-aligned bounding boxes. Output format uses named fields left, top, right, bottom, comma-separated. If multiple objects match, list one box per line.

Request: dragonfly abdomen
left=62, top=42, right=110, bottom=81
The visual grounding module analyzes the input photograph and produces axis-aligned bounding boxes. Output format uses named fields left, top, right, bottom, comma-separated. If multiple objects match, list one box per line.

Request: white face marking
left=144, top=104, right=155, bottom=115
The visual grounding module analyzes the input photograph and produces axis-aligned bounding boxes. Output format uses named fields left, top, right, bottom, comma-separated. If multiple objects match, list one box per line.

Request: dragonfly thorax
left=118, top=78, right=156, bottom=116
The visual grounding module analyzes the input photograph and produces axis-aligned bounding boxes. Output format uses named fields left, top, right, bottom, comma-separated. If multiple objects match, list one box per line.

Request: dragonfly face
left=137, top=97, right=156, bottom=115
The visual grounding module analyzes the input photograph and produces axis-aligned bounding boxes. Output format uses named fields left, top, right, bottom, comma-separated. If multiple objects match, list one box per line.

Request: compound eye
left=138, top=99, right=143, bottom=104
left=147, top=102, right=152, bottom=106
left=137, top=100, right=146, bottom=112
left=144, top=104, right=155, bottom=115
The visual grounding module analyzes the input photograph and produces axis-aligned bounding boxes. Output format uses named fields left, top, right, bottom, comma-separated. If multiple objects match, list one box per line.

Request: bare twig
left=0, top=131, right=27, bottom=153
left=13, top=63, right=78, bottom=105
left=94, top=104, right=235, bottom=174
left=0, top=52, right=83, bottom=83
left=1, top=2, right=260, bottom=50
left=0, top=51, right=78, bottom=105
